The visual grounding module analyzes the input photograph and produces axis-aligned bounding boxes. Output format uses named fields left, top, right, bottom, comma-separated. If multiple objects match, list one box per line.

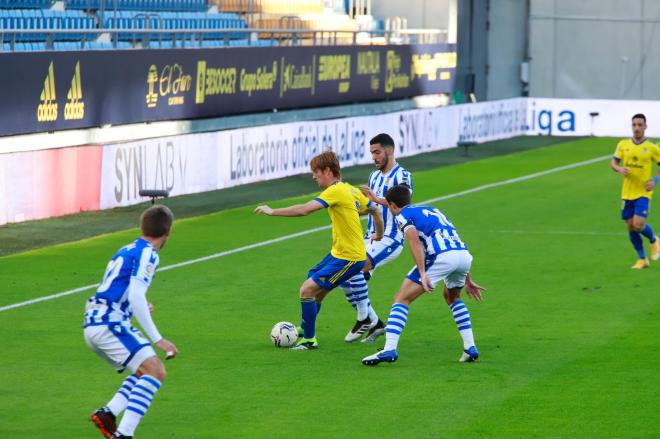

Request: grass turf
left=1, top=136, right=658, bottom=438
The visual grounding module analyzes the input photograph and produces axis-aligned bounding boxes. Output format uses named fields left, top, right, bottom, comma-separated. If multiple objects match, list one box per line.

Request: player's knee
left=154, top=366, right=167, bottom=383
left=149, top=361, right=167, bottom=382
left=362, top=259, right=373, bottom=272
left=138, top=356, right=167, bottom=382
left=444, top=287, right=461, bottom=304
left=299, top=285, right=315, bottom=298
left=392, top=291, right=408, bottom=305
left=633, top=220, right=646, bottom=231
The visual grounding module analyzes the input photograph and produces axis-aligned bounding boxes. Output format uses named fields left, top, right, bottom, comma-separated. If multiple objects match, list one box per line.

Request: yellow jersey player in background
left=611, top=113, right=660, bottom=268
left=255, top=150, right=384, bottom=350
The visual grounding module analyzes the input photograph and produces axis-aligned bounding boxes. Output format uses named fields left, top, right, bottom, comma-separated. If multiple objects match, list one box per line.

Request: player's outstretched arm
left=366, top=204, right=384, bottom=241
left=255, top=200, right=324, bottom=217
left=404, top=227, right=434, bottom=292
left=128, top=279, right=177, bottom=359
left=360, top=185, right=388, bottom=206
left=465, top=273, right=486, bottom=302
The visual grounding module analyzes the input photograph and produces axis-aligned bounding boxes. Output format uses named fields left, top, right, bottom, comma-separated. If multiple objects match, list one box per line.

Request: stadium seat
left=103, top=11, right=246, bottom=41
left=66, top=0, right=207, bottom=12
left=0, top=0, right=355, bottom=50
left=0, top=0, right=50, bottom=9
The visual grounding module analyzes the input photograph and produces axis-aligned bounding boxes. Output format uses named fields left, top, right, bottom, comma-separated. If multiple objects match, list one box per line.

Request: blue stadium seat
left=66, top=0, right=207, bottom=12
left=0, top=5, right=249, bottom=47
left=0, top=0, right=50, bottom=9
left=65, top=0, right=98, bottom=9
left=100, top=10, right=247, bottom=41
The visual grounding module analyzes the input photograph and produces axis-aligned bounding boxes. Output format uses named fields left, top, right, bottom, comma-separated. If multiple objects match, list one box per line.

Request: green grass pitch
left=1, top=137, right=658, bottom=438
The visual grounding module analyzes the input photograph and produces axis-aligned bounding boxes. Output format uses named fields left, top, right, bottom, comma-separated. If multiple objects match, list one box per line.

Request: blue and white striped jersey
left=84, top=238, right=160, bottom=326
left=366, top=164, right=413, bottom=241
left=395, top=205, right=468, bottom=255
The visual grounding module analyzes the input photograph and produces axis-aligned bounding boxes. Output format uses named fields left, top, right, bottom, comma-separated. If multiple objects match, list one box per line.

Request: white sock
left=116, top=375, right=161, bottom=436
left=367, top=302, right=379, bottom=323
left=106, top=374, right=138, bottom=416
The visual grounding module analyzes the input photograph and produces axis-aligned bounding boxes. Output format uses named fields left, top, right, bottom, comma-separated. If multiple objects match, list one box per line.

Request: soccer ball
left=271, top=321, right=299, bottom=348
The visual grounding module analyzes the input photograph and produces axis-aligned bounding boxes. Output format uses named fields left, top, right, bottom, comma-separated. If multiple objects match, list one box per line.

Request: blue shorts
left=308, top=254, right=366, bottom=291
left=621, top=197, right=650, bottom=220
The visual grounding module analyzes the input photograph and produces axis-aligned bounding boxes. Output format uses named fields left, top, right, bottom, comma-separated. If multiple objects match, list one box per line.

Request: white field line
left=474, top=230, right=620, bottom=236
left=0, top=154, right=610, bottom=313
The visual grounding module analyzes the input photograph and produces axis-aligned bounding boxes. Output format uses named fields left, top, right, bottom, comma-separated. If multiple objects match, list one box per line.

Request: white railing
left=0, top=27, right=448, bottom=51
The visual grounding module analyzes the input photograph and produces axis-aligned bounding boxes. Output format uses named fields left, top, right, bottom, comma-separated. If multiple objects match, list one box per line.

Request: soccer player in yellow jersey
left=255, top=151, right=384, bottom=350
left=611, top=113, right=660, bottom=268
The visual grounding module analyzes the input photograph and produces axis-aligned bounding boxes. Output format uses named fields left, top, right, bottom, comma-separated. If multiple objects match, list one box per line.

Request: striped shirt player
left=340, top=133, right=413, bottom=343
left=610, top=113, right=660, bottom=268
left=362, top=185, right=483, bottom=366
left=84, top=238, right=161, bottom=370
left=85, top=205, right=176, bottom=439
left=365, top=163, right=414, bottom=253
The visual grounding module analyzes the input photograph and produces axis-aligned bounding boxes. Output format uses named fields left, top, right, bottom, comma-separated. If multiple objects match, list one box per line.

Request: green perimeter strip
left=0, top=135, right=579, bottom=256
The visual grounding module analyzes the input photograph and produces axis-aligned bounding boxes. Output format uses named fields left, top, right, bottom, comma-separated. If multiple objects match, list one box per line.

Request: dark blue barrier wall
left=0, top=43, right=456, bottom=136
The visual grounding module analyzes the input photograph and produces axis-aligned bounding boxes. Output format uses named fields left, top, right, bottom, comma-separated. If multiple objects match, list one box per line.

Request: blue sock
left=629, top=231, right=645, bottom=258
left=640, top=224, right=657, bottom=243
left=300, top=298, right=318, bottom=339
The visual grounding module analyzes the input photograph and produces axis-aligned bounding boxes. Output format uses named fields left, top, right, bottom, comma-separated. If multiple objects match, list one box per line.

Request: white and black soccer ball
left=271, top=321, right=299, bottom=348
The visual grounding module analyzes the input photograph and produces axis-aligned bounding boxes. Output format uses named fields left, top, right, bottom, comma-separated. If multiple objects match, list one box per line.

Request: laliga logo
left=146, top=63, right=192, bottom=108
left=529, top=101, right=575, bottom=135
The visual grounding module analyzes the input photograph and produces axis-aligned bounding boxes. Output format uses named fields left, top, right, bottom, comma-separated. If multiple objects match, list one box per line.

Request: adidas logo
left=37, top=62, right=58, bottom=122
left=64, top=61, right=84, bottom=120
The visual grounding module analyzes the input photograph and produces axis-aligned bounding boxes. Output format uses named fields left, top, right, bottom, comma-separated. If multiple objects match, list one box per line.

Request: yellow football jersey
left=314, top=181, right=370, bottom=261
left=613, top=139, right=660, bottom=200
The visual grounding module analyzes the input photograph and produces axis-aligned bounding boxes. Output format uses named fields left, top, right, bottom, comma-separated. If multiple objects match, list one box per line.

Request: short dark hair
left=140, top=205, right=173, bottom=238
left=370, top=133, right=395, bottom=149
left=310, top=150, right=341, bottom=177
left=632, top=113, right=646, bottom=122
left=385, top=184, right=412, bottom=208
